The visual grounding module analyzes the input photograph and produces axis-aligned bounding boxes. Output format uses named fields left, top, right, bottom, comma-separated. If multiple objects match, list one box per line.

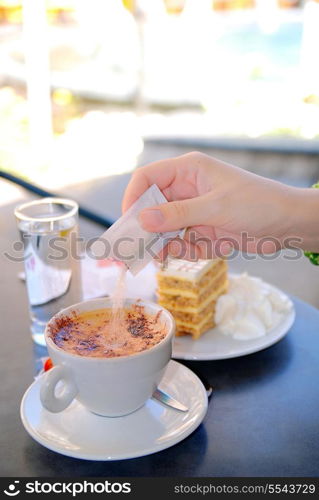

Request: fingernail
left=139, top=209, right=164, bottom=230
left=169, top=241, right=181, bottom=257
left=220, top=242, right=232, bottom=257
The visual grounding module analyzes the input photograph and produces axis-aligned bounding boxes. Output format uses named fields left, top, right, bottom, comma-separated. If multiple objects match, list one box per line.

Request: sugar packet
left=89, top=184, right=184, bottom=275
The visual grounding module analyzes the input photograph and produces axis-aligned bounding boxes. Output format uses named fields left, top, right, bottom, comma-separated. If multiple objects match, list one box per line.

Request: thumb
left=139, top=197, right=208, bottom=232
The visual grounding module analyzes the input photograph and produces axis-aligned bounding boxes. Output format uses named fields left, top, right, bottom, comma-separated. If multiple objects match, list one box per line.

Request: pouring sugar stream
left=90, top=185, right=184, bottom=346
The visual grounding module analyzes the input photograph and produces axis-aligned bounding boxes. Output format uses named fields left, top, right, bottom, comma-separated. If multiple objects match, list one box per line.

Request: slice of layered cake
left=157, top=258, right=228, bottom=339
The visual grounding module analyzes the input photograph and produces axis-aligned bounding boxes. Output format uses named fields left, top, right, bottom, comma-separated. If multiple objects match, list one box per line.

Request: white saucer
left=172, top=283, right=295, bottom=361
left=20, top=360, right=208, bottom=461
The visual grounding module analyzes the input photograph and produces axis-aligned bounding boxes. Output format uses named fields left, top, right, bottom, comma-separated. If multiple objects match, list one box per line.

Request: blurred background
left=1, top=0, right=319, bottom=305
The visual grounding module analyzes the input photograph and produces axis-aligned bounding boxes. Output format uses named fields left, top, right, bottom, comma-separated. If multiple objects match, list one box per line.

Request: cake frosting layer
left=159, top=257, right=222, bottom=281
left=157, top=259, right=226, bottom=294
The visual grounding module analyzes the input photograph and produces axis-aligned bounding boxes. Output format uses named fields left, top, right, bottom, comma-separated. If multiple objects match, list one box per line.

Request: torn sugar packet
left=89, top=184, right=184, bottom=275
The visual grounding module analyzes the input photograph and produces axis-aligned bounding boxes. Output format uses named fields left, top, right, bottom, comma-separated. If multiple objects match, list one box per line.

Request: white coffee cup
left=40, top=298, right=175, bottom=417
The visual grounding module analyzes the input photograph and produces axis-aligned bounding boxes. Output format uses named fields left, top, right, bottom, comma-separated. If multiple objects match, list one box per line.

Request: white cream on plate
left=215, top=273, right=292, bottom=341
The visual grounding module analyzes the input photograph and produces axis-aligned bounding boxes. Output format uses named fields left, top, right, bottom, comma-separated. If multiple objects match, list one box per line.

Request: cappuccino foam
left=48, top=304, right=167, bottom=358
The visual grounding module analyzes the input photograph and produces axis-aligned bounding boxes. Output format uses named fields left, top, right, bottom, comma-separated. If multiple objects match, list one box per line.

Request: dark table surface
left=1, top=180, right=319, bottom=477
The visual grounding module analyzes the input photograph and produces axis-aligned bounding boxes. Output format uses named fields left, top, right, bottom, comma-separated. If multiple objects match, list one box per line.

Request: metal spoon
left=152, top=388, right=188, bottom=412
left=152, top=370, right=213, bottom=412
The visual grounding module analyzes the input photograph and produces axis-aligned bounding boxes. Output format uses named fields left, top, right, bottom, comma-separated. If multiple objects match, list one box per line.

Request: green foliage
left=304, top=251, right=319, bottom=266
left=304, top=182, right=319, bottom=265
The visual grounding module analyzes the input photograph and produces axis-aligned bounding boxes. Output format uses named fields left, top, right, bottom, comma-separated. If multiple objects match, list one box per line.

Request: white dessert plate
left=20, top=360, right=208, bottom=461
left=172, top=282, right=295, bottom=361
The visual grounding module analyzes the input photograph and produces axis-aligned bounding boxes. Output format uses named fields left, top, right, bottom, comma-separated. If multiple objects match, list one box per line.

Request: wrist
left=284, top=187, right=319, bottom=252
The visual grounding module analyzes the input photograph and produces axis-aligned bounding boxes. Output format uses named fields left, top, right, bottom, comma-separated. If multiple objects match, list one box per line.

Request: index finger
left=121, top=157, right=180, bottom=213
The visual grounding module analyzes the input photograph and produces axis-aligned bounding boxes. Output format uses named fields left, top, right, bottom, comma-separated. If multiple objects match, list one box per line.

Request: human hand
left=122, top=152, right=319, bottom=259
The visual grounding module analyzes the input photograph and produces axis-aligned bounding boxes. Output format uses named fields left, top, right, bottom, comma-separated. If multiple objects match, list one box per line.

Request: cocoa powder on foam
left=48, top=305, right=167, bottom=358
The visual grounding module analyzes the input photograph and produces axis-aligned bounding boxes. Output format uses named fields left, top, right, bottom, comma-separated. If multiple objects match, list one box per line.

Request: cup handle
left=40, top=365, right=78, bottom=413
